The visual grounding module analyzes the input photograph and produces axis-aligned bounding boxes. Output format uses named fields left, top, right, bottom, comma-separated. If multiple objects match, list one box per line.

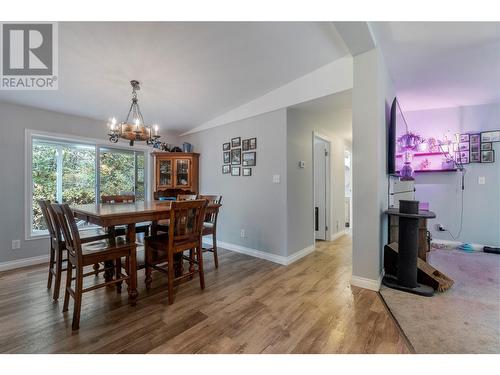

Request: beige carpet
left=380, top=249, right=500, bottom=353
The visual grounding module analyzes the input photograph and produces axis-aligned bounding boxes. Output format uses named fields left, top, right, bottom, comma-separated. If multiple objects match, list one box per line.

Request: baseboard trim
left=203, top=239, right=315, bottom=266
left=330, top=230, right=347, bottom=242
left=350, top=271, right=384, bottom=292
left=0, top=254, right=49, bottom=272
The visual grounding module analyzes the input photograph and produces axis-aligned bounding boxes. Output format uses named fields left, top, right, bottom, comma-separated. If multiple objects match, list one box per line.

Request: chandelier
left=107, top=80, right=162, bottom=147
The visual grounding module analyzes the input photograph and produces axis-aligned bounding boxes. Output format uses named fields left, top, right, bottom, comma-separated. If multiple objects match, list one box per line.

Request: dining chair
left=38, top=200, right=109, bottom=301
left=144, top=199, right=207, bottom=305
left=51, top=203, right=137, bottom=330
left=199, top=195, right=222, bottom=268
left=155, top=194, right=198, bottom=233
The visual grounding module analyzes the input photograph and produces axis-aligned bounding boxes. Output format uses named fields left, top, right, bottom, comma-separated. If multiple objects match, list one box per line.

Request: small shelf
left=395, top=151, right=448, bottom=158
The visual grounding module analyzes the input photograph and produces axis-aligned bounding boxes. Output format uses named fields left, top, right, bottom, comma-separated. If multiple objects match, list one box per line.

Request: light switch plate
left=12, top=240, right=21, bottom=250
left=478, top=176, right=486, bottom=185
left=273, top=174, right=280, bottom=184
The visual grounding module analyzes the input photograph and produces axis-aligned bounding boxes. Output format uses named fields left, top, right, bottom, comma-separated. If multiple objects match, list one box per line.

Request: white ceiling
left=0, top=22, right=348, bottom=133
left=371, top=22, right=500, bottom=112
left=291, top=89, right=352, bottom=141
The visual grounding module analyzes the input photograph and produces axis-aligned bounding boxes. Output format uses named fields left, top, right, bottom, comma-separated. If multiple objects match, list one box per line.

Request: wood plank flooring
left=0, top=235, right=411, bottom=353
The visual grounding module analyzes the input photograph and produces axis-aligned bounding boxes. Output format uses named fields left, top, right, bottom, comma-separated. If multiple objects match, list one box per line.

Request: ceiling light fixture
left=107, top=80, right=162, bottom=147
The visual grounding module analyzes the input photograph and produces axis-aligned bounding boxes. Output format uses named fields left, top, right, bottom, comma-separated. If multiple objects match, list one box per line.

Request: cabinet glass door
left=158, top=159, right=172, bottom=187
left=175, top=159, right=191, bottom=187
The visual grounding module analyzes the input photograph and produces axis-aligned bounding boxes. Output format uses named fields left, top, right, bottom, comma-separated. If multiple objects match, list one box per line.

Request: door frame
left=312, top=132, right=331, bottom=242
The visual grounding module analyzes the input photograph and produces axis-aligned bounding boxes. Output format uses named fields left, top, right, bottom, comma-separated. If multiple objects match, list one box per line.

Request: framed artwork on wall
left=470, top=134, right=480, bottom=144
left=471, top=143, right=479, bottom=153
left=481, top=150, right=495, bottom=163
left=231, top=137, right=241, bottom=148
left=459, top=134, right=470, bottom=142
left=242, top=139, right=250, bottom=151
left=471, top=152, right=481, bottom=163
left=230, top=148, right=241, bottom=164
left=222, top=165, right=230, bottom=174
left=223, top=142, right=230, bottom=151
left=223, top=151, right=230, bottom=164
left=242, top=151, right=256, bottom=166
left=481, top=142, right=492, bottom=151
left=249, top=138, right=257, bottom=150
left=242, top=167, right=252, bottom=176
left=459, top=142, right=470, bottom=151
left=481, top=131, right=500, bottom=143
left=231, top=166, right=240, bottom=176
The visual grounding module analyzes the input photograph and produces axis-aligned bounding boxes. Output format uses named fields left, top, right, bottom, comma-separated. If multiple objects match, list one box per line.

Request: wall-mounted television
left=387, top=97, right=408, bottom=175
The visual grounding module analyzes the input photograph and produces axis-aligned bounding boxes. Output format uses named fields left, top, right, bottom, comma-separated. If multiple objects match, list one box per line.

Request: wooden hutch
left=152, top=152, right=200, bottom=199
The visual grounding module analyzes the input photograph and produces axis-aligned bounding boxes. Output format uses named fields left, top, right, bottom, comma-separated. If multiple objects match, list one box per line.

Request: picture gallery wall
left=222, top=137, right=257, bottom=176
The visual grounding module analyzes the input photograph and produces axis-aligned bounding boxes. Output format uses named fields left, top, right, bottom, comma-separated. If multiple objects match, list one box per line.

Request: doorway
left=313, top=134, right=331, bottom=241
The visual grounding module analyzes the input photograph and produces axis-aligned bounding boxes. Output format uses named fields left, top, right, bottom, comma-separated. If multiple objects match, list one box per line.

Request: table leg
left=104, top=226, right=116, bottom=282
left=126, top=223, right=138, bottom=306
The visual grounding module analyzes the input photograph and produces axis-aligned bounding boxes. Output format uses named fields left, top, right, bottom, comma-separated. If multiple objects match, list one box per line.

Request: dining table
left=71, top=200, right=221, bottom=305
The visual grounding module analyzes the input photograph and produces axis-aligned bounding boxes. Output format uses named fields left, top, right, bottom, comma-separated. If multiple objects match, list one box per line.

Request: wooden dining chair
left=100, top=195, right=150, bottom=234
left=51, top=203, right=137, bottom=330
left=144, top=199, right=207, bottom=305
left=155, top=194, right=198, bottom=233
left=38, top=200, right=109, bottom=301
left=199, top=195, right=222, bottom=268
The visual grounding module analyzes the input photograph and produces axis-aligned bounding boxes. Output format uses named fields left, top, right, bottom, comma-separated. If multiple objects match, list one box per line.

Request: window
left=29, top=133, right=148, bottom=238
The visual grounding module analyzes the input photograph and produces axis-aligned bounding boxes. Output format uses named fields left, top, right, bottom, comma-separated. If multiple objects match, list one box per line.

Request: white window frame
left=25, top=129, right=153, bottom=240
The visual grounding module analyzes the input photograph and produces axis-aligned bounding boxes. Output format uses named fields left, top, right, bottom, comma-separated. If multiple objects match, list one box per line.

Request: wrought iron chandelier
left=107, top=80, right=162, bottom=147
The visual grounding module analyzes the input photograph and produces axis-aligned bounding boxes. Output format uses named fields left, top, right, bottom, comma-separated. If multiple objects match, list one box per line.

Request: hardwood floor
left=0, top=235, right=411, bottom=353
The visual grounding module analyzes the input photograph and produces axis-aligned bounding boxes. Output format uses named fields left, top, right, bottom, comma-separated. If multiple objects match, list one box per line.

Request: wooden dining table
left=71, top=200, right=221, bottom=304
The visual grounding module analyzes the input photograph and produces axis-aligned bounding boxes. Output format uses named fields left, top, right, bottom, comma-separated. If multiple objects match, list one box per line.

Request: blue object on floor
left=458, top=243, right=474, bottom=252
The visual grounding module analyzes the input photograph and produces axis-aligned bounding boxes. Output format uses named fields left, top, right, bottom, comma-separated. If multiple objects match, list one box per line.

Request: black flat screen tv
left=387, top=97, right=408, bottom=175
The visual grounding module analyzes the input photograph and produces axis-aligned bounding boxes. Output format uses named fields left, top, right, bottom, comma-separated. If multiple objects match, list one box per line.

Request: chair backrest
left=101, top=194, right=135, bottom=204
left=177, top=194, right=198, bottom=201
left=168, top=199, right=207, bottom=249
left=50, top=203, right=83, bottom=263
left=199, top=195, right=222, bottom=224
left=37, top=199, right=57, bottom=238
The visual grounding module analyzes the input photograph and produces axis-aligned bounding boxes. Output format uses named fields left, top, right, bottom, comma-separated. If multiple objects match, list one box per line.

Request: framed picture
left=249, top=138, right=257, bottom=150
left=470, top=134, right=480, bottom=144
left=481, top=150, right=495, bottom=163
left=231, top=137, right=241, bottom=148
left=242, top=139, right=250, bottom=151
left=459, top=156, right=470, bottom=164
left=223, top=151, right=230, bottom=164
left=231, top=166, right=240, bottom=176
left=459, top=134, right=470, bottom=142
left=222, top=165, right=230, bottom=174
left=470, top=152, right=481, bottom=163
left=223, top=142, right=230, bottom=151
left=459, top=142, right=469, bottom=151
left=459, top=150, right=469, bottom=160
left=242, top=167, right=252, bottom=176
left=481, top=131, right=500, bottom=143
left=242, top=151, right=256, bottom=166
left=481, top=142, right=492, bottom=151
left=470, top=143, right=479, bottom=153
left=230, top=148, right=241, bottom=165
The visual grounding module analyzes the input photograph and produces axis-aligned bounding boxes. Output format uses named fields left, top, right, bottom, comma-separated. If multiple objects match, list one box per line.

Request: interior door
left=314, top=137, right=329, bottom=240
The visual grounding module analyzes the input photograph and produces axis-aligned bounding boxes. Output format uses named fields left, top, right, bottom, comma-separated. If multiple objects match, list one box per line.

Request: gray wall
left=182, top=109, right=289, bottom=256
left=404, top=103, right=500, bottom=246
left=352, top=48, right=395, bottom=282
left=286, top=107, right=349, bottom=255
left=0, top=101, right=179, bottom=264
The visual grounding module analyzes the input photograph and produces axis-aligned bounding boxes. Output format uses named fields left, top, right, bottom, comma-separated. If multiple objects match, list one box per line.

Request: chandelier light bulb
left=154, top=124, right=159, bottom=136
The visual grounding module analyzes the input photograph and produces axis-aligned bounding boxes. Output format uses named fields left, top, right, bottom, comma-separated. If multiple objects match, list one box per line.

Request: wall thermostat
left=298, top=161, right=305, bottom=168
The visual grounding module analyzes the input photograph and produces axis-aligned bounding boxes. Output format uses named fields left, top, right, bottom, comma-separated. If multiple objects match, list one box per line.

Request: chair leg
left=115, top=258, right=122, bottom=294
left=93, top=263, right=100, bottom=277
left=212, top=232, right=219, bottom=269
left=145, top=247, right=152, bottom=289
left=197, top=246, right=205, bottom=290
left=62, top=260, right=73, bottom=312
left=52, top=247, right=64, bottom=301
left=72, top=268, right=83, bottom=331
left=189, top=249, right=195, bottom=276
left=167, top=250, right=175, bottom=305
left=47, top=245, right=55, bottom=290
left=127, top=251, right=138, bottom=306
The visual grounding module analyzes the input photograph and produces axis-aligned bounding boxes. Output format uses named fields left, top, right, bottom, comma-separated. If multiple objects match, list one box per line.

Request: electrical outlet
left=11, top=239, right=21, bottom=250
left=436, top=224, right=446, bottom=232
left=240, top=229, right=245, bottom=238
